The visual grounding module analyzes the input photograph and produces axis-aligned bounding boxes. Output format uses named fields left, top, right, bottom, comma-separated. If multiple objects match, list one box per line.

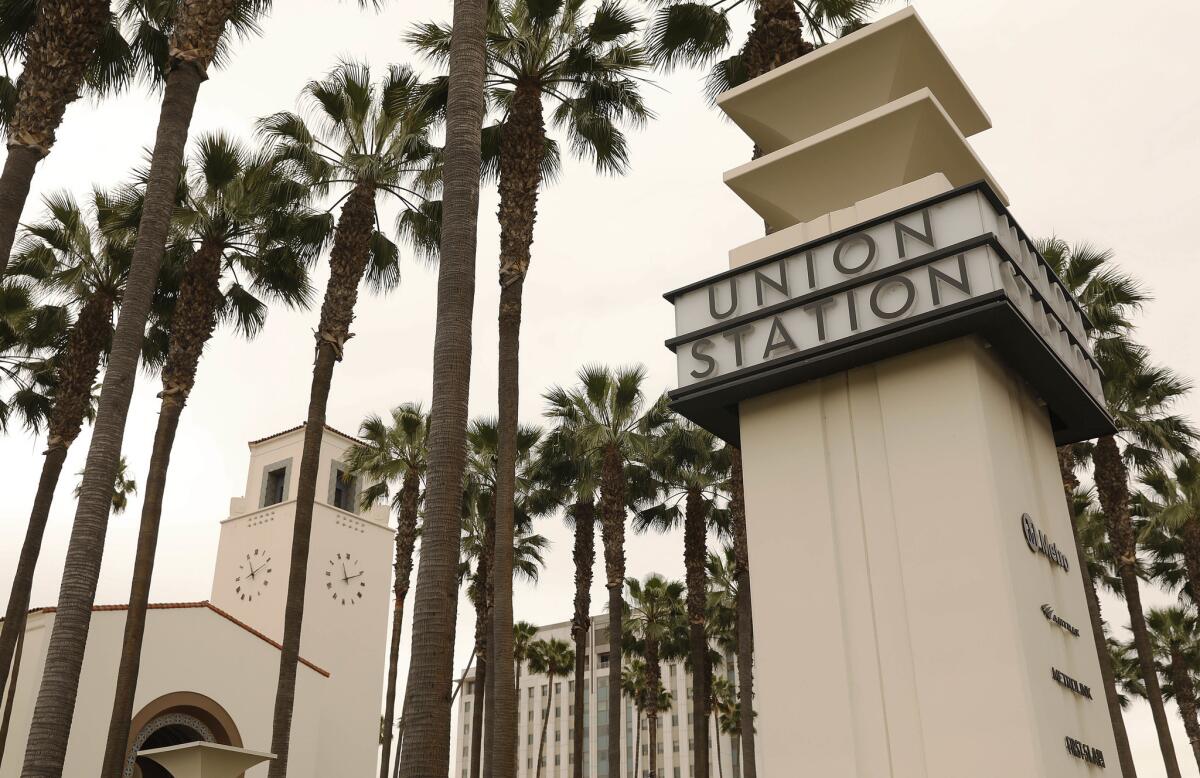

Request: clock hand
left=346, top=572, right=364, bottom=581
left=342, top=563, right=349, bottom=583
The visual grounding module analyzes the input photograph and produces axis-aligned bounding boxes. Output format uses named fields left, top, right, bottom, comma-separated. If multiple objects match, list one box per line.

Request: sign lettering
left=1052, top=667, right=1093, bottom=700
left=666, top=186, right=1103, bottom=406
left=1065, top=736, right=1106, bottom=768
left=1022, top=513, right=1070, bottom=573
left=1041, top=604, right=1080, bottom=637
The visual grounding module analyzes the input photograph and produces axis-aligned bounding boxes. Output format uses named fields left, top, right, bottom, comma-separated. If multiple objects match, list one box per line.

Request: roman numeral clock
left=233, top=548, right=272, bottom=602
left=326, top=552, right=367, bottom=606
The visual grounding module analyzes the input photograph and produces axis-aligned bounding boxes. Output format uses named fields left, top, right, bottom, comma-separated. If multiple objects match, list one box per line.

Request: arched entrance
left=125, top=692, right=242, bottom=778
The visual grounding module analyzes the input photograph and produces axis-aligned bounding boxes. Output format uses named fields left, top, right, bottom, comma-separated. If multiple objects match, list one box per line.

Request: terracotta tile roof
left=247, top=422, right=362, bottom=447
left=18, top=601, right=330, bottom=677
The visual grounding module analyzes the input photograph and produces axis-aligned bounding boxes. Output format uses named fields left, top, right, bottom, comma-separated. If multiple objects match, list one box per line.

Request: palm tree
left=545, top=364, right=670, bottom=772
left=100, top=131, right=322, bottom=778
left=460, top=510, right=548, bottom=778
left=394, top=0, right=491, bottom=768
left=345, top=404, right=429, bottom=778
left=257, top=61, right=438, bottom=777
left=533, top=424, right=599, bottom=778
left=74, top=454, right=138, bottom=513
left=621, top=659, right=645, bottom=778
left=1108, top=634, right=1144, bottom=710
left=709, top=674, right=738, bottom=778
left=625, top=573, right=686, bottom=778
left=1045, top=236, right=1157, bottom=778
left=0, top=282, right=66, bottom=436
left=704, top=547, right=738, bottom=651
left=636, top=419, right=729, bottom=777
left=527, top=637, right=574, bottom=778
left=18, top=2, right=270, bottom=771
left=460, top=416, right=549, bottom=778
left=0, top=190, right=134, bottom=714
left=463, top=420, right=552, bottom=778
left=0, top=0, right=128, bottom=274
left=409, top=9, right=651, bottom=773
left=1141, top=459, right=1200, bottom=606
left=621, top=657, right=673, bottom=778
left=513, top=619, right=539, bottom=700
left=646, top=0, right=886, bottom=108
left=724, top=445, right=758, bottom=775
left=1063, top=483, right=1138, bottom=775
left=1144, top=606, right=1200, bottom=771
left=1091, top=344, right=1195, bottom=778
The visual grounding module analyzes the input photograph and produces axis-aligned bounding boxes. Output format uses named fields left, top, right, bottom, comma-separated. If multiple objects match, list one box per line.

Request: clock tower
left=210, top=423, right=393, bottom=777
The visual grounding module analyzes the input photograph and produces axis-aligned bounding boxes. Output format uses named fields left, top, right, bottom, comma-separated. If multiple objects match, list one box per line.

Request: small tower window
left=264, top=468, right=286, bottom=506
left=329, top=461, right=359, bottom=513
left=259, top=459, right=292, bottom=508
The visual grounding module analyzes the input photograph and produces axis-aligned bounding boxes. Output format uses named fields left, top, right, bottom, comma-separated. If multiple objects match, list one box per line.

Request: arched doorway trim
left=125, top=691, right=243, bottom=776
left=126, top=712, right=215, bottom=778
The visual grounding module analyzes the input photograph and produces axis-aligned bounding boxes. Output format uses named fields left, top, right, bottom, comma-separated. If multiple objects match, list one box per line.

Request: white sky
left=1, top=0, right=1199, bottom=775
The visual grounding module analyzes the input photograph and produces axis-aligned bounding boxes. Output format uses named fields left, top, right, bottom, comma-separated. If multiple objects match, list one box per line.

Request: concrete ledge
left=717, top=7, right=990, bottom=153
left=723, top=89, right=1007, bottom=230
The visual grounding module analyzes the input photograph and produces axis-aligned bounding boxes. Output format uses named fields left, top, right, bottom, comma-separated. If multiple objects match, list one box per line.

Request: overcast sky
left=1, top=0, right=1198, bottom=774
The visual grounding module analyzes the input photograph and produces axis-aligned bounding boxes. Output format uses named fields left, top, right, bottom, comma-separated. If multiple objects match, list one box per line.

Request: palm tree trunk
left=268, top=181, right=376, bottom=778
left=0, top=619, right=25, bottom=767
left=1169, top=651, right=1200, bottom=771
left=1080, top=531, right=1139, bottom=778
left=513, top=653, right=522, bottom=776
left=741, top=0, right=811, bottom=83
left=492, top=77, right=546, bottom=778
left=684, top=490, right=709, bottom=778
left=728, top=449, right=756, bottom=778
left=395, top=0, right=487, bottom=768
left=571, top=500, right=595, bottom=778
left=17, top=1, right=230, bottom=766
left=713, top=709, right=723, bottom=778
left=379, top=474, right=420, bottom=778
left=1094, top=434, right=1182, bottom=778
left=600, top=443, right=627, bottom=778
left=1179, top=520, right=1200, bottom=605
left=18, top=51, right=205, bottom=759
left=0, top=446, right=66, bottom=715
left=0, top=0, right=110, bottom=275
left=100, top=238, right=224, bottom=778
left=535, top=681, right=554, bottom=778
left=471, top=651, right=488, bottom=778
left=0, top=294, right=111, bottom=703
left=645, top=638, right=660, bottom=778
left=483, top=504, right=497, bottom=778
left=633, top=707, right=641, bottom=778
left=0, top=146, right=41, bottom=275
left=1058, top=445, right=1137, bottom=777
left=472, top=588, right=489, bottom=778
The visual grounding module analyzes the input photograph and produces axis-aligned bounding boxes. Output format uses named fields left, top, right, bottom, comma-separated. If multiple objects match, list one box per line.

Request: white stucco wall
left=0, top=606, right=325, bottom=778
left=3, top=425, right=392, bottom=778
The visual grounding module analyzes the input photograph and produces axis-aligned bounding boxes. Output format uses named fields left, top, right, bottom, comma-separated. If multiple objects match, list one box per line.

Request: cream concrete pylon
left=664, top=7, right=1120, bottom=777
left=137, top=742, right=274, bottom=778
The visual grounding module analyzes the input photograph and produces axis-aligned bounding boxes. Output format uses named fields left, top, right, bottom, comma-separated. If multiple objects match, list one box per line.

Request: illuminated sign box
left=665, top=181, right=1114, bottom=446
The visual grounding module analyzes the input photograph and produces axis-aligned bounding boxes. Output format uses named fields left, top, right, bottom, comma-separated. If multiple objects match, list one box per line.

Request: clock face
left=326, top=552, right=366, bottom=606
left=235, top=548, right=272, bottom=602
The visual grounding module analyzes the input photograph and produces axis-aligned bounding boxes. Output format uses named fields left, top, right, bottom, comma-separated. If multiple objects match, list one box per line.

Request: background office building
left=454, top=615, right=743, bottom=778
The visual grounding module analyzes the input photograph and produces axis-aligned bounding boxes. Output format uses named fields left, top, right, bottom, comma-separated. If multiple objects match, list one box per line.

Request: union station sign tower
left=665, top=8, right=1119, bottom=776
